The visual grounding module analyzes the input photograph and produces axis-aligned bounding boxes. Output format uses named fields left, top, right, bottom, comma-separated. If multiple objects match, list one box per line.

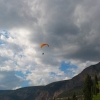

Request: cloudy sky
left=0, top=0, right=100, bottom=90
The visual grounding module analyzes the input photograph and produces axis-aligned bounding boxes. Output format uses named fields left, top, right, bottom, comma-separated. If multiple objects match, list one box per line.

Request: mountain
left=0, top=62, right=100, bottom=100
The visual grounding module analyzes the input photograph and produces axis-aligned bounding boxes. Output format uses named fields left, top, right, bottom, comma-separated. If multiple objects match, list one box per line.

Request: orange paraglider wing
left=40, top=43, right=49, bottom=48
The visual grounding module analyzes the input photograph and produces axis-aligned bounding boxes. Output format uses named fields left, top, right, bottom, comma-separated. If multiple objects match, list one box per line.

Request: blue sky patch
left=50, top=72, right=56, bottom=77
left=0, top=30, right=10, bottom=45
left=60, top=61, right=78, bottom=77
left=15, top=71, right=30, bottom=87
left=21, top=80, right=30, bottom=87
left=15, top=71, right=25, bottom=78
left=0, top=30, right=10, bottom=38
left=15, top=71, right=31, bottom=77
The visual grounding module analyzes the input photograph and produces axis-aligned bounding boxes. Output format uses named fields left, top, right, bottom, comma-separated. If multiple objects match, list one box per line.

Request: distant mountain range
left=0, top=62, right=100, bottom=100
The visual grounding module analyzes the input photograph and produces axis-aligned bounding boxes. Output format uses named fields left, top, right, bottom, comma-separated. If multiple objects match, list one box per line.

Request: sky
left=0, top=0, right=100, bottom=90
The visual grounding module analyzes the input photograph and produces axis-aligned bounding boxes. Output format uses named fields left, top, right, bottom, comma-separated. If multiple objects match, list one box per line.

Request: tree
left=91, top=84, right=95, bottom=96
left=68, top=97, right=71, bottom=100
left=94, top=74, right=99, bottom=94
left=92, top=74, right=99, bottom=95
left=83, top=74, right=93, bottom=100
left=93, top=83, right=98, bottom=95
left=53, top=97, right=55, bottom=100
left=72, top=92, right=77, bottom=100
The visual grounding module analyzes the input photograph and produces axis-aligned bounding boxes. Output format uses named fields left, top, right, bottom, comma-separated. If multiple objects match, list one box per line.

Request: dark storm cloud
left=0, top=0, right=37, bottom=29
left=42, top=0, right=80, bottom=36
left=0, top=0, right=100, bottom=87
left=0, top=71, right=24, bottom=90
left=37, top=0, right=100, bottom=62
left=64, top=47, right=100, bottom=62
left=1, top=0, right=99, bottom=63
left=30, top=0, right=80, bottom=49
left=44, top=22, right=79, bottom=35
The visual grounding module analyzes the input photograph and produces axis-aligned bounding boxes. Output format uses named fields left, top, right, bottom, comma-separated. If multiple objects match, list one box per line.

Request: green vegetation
left=92, top=74, right=99, bottom=95
left=57, top=88, right=83, bottom=98
left=83, top=74, right=100, bottom=100
left=56, top=75, right=100, bottom=100
left=83, top=74, right=93, bottom=100
left=92, top=81, right=100, bottom=100
left=72, top=93, right=78, bottom=100
left=92, top=93, right=100, bottom=100
left=98, top=81, right=100, bottom=92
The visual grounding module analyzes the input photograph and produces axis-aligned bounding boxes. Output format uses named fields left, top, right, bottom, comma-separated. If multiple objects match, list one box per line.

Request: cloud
left=0, top=71, right=24, bottom=90
left=0, top=0, right=100, bottom=89
left=0, top=0, right=38, bottom=30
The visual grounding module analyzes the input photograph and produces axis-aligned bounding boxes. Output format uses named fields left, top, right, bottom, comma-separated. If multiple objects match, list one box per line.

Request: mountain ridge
left=0, top=62, right=100, bottom=100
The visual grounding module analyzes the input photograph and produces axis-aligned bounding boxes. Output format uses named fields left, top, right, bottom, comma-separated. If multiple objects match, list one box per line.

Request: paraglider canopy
left=40, top=43, right=49, bottom=48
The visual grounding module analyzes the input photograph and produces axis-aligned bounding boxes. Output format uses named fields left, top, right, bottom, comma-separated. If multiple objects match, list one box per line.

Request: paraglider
left=42, top=53, right=44, bottom=55
left=40, top=43, right=49, bottom=55
left=40, top=43, right=49, bottom=48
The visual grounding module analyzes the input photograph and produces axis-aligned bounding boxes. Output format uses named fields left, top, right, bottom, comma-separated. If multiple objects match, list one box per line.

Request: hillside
left=0, top=62, right=100, bottom=100
left=92, top=81, right=100, bottom=100
left=92, top=93, right=100, bottom=100
left=57, top=81, right=100, bottom=100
